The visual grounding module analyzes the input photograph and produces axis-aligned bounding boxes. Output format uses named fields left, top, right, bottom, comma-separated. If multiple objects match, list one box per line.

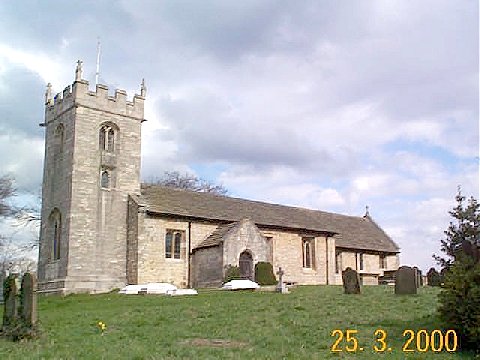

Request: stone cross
left=20, top=273, right=37, bottom=328
left=276, top=267, right=288, bottom=294
left=342, top=267, right=361, bottom=294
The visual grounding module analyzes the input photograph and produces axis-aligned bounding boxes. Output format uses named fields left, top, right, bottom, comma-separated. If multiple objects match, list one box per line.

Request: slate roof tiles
left=140, top=184, right=400, bottom=253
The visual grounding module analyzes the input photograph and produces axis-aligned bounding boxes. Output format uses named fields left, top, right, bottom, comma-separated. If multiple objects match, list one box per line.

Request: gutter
left=187, top=221, right=191, bottom=287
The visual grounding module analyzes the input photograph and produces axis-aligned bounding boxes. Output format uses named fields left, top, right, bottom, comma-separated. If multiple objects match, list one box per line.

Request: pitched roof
left=195, top=221, right=239, bottom=249
left=140, top=184, right=400, bottom=253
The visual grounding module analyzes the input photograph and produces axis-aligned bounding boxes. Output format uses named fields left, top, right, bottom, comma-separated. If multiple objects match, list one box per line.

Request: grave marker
left=395, top=266, right=417, bottom=295
left=20, top=273, right=37, bottom=328
left=2, top=274, right=18, bottom=330
left=276, top=267, right=288, bottom=294
left=1, top=273, right=38, bottom=340
left=342, top=267, right=361, bottom=294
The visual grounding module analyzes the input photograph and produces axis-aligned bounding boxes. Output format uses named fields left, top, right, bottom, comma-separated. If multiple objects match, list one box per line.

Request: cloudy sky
left=0, top=0, right=478, bottom=272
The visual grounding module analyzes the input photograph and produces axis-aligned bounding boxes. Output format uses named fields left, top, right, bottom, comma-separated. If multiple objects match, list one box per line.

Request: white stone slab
left=167, top=288, right=198, bottom=296
left=222, top=279, right=260, bottom=290
left=145, top=282, right=177, bottom=294
left=119, top=282, right=177, bottom=295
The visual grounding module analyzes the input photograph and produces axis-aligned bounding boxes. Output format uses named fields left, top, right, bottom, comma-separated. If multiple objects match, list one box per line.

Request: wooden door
left=239, top=251, right=253, bottom=280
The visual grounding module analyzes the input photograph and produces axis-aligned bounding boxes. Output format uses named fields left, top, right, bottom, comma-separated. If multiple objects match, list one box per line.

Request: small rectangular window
left=379, top=254, right=386, bottom=269
left=359, top=253, right=364, bottom=271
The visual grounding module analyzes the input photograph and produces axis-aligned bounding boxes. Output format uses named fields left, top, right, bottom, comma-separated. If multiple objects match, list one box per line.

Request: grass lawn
left=0, top=285, right=477, bottom=359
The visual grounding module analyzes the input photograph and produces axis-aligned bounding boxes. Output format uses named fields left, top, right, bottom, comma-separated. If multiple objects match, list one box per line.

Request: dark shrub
left=254, top=262, right=277, bottom=285
left=438, top=260, right=480, bottom=351
left=224, top=265, right=241, bottom=283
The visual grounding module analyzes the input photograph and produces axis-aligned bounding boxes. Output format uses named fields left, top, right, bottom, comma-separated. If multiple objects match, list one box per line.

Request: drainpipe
left=187, top=221, right=191, bottom=288
left=325, top=236, right=329, bottom=285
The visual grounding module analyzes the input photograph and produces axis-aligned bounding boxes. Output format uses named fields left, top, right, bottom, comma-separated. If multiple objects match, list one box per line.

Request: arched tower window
left=99, top=123, right=118, bottom=153
left=107, top=128, right=115, bottom=152
left=101, top=170, right=110, bottom=189
left=49, top=209, right=62, bottom=260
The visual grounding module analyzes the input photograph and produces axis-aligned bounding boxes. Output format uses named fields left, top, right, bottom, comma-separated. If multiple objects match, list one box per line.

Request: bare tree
left=0, top=175, right=39, bottom=280
left=148, top=171, right=228, bottom=195
left=0, top=175, right=15, bottom=217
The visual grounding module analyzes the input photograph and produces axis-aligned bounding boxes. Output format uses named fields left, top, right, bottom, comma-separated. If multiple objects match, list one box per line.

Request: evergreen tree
left=434, top=189, right=480, bottom=352
left=433, top=189, right=480, bottom=269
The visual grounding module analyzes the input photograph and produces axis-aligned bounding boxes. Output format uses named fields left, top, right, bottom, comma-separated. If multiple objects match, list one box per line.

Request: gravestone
left=395, top=266, right=417, bottom=295
left=2, top=273, right=38, bottom=340
left=0, top=269, right=5, bottom=303
left=276, top=267, right=288, bottom=294
left=2, top=274, right=18, bottom=330
left=20, top=273, right=37, bottom=328
left=413, top=267, right=423, bottom=287
left=342, top=267, right=361, bottom=294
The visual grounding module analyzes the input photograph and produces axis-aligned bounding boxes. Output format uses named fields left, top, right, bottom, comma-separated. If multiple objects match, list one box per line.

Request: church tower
left=38, top=61, right=145, bottom=293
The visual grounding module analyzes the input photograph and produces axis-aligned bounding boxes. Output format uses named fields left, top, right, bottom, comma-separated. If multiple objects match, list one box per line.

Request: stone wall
left=126, top=195, right=139, bottom=284
left=331, top=250, right=400, bottom=285
left=191, top=245, right=223, bottom=288
left=222, top=219, right=269, bottom=269
left=136, top=217, right=220, bottom=287
left=134, top=213, right=399, bottom=289
left=258, top=229, right=334, bottom=285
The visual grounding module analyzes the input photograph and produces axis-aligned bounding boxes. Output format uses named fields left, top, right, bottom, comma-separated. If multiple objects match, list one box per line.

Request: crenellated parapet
left=44, top=60, right=146, bottom=124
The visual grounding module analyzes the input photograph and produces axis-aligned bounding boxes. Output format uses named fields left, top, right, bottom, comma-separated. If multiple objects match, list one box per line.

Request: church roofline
left=140, top=184, right=400, bottom=253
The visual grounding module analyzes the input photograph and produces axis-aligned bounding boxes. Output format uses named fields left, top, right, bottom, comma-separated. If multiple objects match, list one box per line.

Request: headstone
left=413, top=266, right=420, bottom=289
left=2, top=274, right=18, bottom=330
left=276, top=267, right=288, bottom=294
left=0, top=269, right=5, bottom=303
left=20, top=273, right=37, bottom=328
left=395, top=266, right=417, bottom=295
left=342, top=267, right=361, bottom=294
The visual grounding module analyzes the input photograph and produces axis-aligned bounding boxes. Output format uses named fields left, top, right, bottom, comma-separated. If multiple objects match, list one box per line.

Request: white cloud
left=0, top=44, right=66, bottom=88
left=0, top=1, right=477, bottom=274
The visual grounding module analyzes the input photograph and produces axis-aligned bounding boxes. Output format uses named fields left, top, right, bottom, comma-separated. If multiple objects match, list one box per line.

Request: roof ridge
left=141, top=183, right=365, bottom=220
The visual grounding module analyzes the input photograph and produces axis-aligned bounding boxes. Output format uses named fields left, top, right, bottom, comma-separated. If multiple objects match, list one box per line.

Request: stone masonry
left=37, top=61, right=400, bottom=293
left=38, top=61, right=145, bottom=294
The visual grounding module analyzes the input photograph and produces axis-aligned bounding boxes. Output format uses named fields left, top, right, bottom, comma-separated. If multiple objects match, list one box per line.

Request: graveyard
left=0, top=284, right=476, bottom=359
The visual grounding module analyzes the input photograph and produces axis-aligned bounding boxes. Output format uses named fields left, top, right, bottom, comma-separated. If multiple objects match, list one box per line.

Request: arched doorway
left=239, top=251, right=253, bottom=280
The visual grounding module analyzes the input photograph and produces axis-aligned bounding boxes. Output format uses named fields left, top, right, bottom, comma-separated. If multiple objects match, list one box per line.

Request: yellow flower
left=97, top=321, right=107, bottom=332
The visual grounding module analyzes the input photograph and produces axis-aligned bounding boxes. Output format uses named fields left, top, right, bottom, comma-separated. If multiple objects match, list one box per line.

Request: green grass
left=0, top=286, right=477, bottom=359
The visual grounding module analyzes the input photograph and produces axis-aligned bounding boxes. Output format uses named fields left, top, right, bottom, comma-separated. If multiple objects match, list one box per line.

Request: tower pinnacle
left=45, top=83, right=52, bottom=105
left=140, top=78, right=147, bottom=98
left=75, top=60, right=83, bottom=81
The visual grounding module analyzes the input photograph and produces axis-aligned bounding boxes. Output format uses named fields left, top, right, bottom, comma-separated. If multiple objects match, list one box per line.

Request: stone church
left=37, top=62, right=400, bottom=294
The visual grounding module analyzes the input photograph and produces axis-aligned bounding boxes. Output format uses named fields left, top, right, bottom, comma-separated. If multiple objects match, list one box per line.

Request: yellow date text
left=330, top=329, right=458, bottom=353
